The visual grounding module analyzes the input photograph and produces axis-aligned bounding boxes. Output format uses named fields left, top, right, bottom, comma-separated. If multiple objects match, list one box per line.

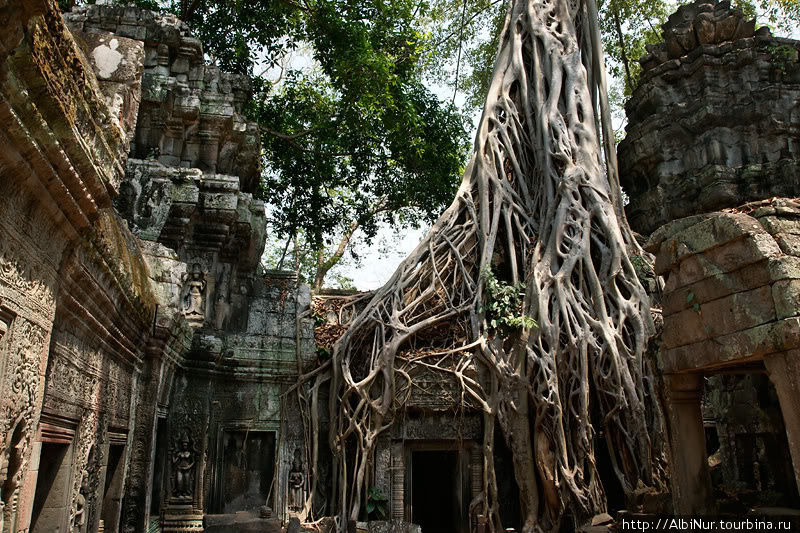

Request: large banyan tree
left=306, top=0, right=669, bottom=530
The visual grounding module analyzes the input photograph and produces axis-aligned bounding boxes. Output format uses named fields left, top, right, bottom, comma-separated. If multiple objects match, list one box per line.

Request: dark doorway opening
left=101, top=444, right=126, bottom=531
left=594, top=431, right=626, bottom=511
left=411, top=450, right=461, bottom=533
left=30, top=442, right=72, bottom=533
left=493, top=427, right=521, bottom=530
left=222, top=431, right=276, bottom=513
left=150, top=417, right=168, bottom=517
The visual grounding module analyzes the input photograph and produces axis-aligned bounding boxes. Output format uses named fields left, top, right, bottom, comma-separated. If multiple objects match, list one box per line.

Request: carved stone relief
left=44, top=338, right=134, bottom=427
left=0, top=226, right=57, bottom=317
left=72, top=470, right=89, bottom=533
left=0, top=316, right=48, bottom=531
left=287, top=448, right=305, bottom=512
left=181, top=263, right=207, bottom=328
left=171, top=431, right=197, bottom=501
left=69, top=410, right=100, bottom=533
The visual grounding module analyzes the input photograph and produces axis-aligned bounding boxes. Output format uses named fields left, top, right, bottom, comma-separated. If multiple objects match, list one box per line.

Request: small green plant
left=366, top=486, right=388, bottom=519
left=145, top=147, right=160, bottom=161
left=686, top=291, right=701, bottom=313
left=767, top=44, right=798, bottom=77
left=479, top=267, right=538, bottom=333
left=316, top=345, right=331, bottom=361
left=311, top=306, right=327, bottom=327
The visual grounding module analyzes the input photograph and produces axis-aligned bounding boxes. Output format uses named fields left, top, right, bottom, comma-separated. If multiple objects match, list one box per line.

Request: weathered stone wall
left=647, top=202, right=800, bottom=374
left=65, top=4, right=261, bottom=193
left=647, top=199, right=800, bottom=512
left=0, top=3, right=318, bottom=532
left=0, top=2, right=157, bottom=533
left=61, top=6, right=315, bottom=531
left=618, top=0, right=800, bottom=235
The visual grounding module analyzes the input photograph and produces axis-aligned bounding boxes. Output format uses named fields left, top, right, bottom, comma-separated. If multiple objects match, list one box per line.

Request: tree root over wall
left=299, top=0, right=669, bottom=530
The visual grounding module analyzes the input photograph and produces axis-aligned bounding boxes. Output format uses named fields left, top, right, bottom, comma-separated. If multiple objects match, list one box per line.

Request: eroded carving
left=72, top=470, right=89, bottom=533
left=181, top=263, right=207, bottom=328
left=70, top=410, right=99, bottom=532
left=288, top=448, right=305, bottom=512
left=172, top=431, right=197, bottom=500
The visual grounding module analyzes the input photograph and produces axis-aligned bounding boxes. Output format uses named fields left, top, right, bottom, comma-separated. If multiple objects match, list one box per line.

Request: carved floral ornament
left=0, top=234, right=56, bottom=313
left=0, top=315, right=46, bottom=523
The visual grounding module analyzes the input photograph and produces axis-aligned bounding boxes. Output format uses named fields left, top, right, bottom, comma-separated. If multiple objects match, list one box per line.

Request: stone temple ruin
left=0, top=0, right=798, bottom=532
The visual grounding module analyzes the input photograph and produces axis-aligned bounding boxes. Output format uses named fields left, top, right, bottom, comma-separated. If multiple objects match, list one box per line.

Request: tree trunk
left=322, top=0, right=668, bottom=530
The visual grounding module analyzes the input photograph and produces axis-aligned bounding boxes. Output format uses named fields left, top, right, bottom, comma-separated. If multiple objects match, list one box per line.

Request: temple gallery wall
left=0, top=0, right=798, bottom=532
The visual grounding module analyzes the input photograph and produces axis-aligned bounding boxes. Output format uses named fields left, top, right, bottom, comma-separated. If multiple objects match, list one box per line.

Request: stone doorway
left=101, top=442, right=126, bottom=531
left=704, top=372, right=800, bottom=510
left=221, top=431, right=276, bottom=513
left=30, top=442, right=73, bottom=533
left=409, top=449, right=466, bottom=533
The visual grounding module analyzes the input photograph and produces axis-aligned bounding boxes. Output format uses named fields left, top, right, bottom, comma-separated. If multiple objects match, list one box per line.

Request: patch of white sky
left=258, top=2, right=798, bottom=291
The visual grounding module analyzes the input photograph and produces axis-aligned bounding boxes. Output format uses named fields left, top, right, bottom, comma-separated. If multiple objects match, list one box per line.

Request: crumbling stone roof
left=618, top=0, right=800, bottom=235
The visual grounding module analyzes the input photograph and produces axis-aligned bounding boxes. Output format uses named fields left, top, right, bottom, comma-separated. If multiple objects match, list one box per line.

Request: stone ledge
left=662, top=284, right=776, bottom=348
left=662, top=316, right=800, bottom=372
left=662, top=256, right=800, bottom=315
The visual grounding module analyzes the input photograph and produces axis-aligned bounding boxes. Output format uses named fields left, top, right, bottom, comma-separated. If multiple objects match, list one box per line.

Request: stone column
left=390, top=442, right=404, bottom=521
left=665, top=373, right=712, bottom=514
left=765, top=350, right=800, bottom=492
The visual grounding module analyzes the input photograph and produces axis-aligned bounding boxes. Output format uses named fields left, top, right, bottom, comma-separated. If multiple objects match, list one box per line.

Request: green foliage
left=366, top=486, right=388, bottom=519
left=316, top=345, right=332, bottom=361
left=630, top=253, right=654, bottom=285
left=421, top=0, right=509, bottom=111
left=599, top=0, right=669, bottom=96
left=686, top=291, right=701, bottom=313
left=767, top=43, right=799, bottom=76
left=480, top=268, right=537, bottom=333
left=422, top=0, right=800, bottom=118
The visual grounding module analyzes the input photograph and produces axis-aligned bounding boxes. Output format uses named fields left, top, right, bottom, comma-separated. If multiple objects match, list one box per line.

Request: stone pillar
left=665, top=373, right=713, bottom=514
left=765, top=350, right=800, bottom=492
left=390, top=442, right=404, bottom=521
left=470, top=444, right=482, bottom=502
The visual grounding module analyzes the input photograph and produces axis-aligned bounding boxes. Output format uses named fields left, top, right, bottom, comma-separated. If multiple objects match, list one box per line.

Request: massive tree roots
left=313, top=0, right=668, bottom=530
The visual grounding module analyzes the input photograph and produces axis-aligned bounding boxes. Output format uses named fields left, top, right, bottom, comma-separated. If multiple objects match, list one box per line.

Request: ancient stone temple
left=0, top=2, right=314, bottom=532
left=2, top=0, right=800, bottom=531
left=619, top=0, right=800, bottom=515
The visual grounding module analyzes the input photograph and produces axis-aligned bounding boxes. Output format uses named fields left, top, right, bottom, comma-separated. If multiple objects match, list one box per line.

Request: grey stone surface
left=65, top=4, right=261, bottom=192
left=652, top=202, right=800, bottom=373
left=618, top=0, right=800, bottom=235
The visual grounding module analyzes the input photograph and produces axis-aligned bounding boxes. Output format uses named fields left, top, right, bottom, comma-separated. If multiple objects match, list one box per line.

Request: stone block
left=662, top=316, right=800, bottom=372
left=774, top=233, right=800, bottom=256
left=702, top=285, right=775, bottom=338
left=653, top=213, right=770, bottom=275
left=773, top=279, right=800, bottom=320
left=663, top=259, right=768, bottom=315
left=663, top=308, right=709, bottom=347
left=663, top=255, right=800, bottom=315
left=662, top=233, right=782, bottom=291
left=757, top=216, right=800, bottom=236
left=171, top=57, right=191, bottom=74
